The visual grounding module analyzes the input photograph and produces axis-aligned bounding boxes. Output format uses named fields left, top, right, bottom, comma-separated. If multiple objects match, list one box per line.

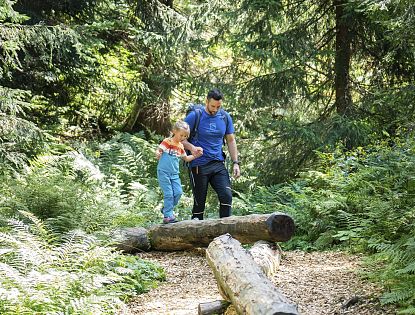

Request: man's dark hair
left=207, top=88, right=224, bottom=101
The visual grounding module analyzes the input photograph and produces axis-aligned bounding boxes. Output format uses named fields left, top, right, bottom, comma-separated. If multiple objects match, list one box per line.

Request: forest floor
left=128, top=249, right=397, bottom=315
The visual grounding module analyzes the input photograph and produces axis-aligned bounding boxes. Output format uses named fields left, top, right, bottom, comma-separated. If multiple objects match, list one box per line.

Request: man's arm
left=225, top=133, right=240, bottom=179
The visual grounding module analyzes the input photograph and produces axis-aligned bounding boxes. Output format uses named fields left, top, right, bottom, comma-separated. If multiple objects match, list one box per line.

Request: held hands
left=191, top=146, right=203, bottom=158
left=184, top=146, right=203, bottom=163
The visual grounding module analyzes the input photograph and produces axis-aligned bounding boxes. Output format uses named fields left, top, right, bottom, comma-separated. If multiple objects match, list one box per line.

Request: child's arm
left=155, top=148, right=163, bottom=160
left=182, top=154, right=196, bottom=163
left=180, top=143, right=201, bottom=162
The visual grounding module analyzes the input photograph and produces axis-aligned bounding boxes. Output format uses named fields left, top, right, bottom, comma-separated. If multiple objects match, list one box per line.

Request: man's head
left=205, top=88, right=223, bottom=115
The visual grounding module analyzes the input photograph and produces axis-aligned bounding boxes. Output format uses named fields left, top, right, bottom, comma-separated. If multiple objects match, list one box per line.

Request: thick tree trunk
left=121, top=50, right=172, bottom=136
left=199, top=241, right=282, bottom=315
left=122, top=100, right=171, bottom=136
left=113, top=212, right=295, bottom=253
left=206, top=234, right=299, bottom=315
left=334, top=0, right=352, bottom=116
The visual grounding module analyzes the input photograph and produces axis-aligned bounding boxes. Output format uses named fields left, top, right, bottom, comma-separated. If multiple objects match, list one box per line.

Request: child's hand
left=155, top=149, right=162, bottom=160
left=193, top=147, right=203, bottom=158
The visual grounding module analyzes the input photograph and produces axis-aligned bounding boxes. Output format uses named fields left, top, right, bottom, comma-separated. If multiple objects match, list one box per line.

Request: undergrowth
left=0, top=211, right=164, bottom=314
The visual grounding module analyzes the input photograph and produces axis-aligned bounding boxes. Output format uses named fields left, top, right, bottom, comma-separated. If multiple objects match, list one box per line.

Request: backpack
left=185, top=103, right=229, bottom=144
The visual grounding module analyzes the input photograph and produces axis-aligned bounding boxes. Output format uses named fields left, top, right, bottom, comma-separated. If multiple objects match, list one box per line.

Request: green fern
left=0, top=213, right=164, bottom=314
left=381, top=286, right=414, bottom=304
left=398, top=306, right=415, bottom=314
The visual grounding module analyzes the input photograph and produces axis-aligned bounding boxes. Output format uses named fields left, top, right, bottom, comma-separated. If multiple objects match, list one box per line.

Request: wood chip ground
left=128, top=249, right=397, bottom=315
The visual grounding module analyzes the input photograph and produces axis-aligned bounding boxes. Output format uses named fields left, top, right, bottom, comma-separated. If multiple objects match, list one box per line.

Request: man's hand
left=233, top=163, right=240, bottom=179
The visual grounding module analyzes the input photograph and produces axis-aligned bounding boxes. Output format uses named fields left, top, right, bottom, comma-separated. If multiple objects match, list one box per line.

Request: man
left=183, top=88, right=241, bottom=220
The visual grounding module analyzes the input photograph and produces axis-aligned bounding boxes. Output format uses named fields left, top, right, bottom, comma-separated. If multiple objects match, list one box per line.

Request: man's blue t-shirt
left=185, top=108, right=234, bottom=167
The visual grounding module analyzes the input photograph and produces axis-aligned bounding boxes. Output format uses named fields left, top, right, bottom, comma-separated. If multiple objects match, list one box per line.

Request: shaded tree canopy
left=1, top=0, right=414, bottom=181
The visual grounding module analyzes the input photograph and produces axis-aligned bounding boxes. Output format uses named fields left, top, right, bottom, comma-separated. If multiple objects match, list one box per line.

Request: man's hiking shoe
left=163, top=216, right=178, bottom=224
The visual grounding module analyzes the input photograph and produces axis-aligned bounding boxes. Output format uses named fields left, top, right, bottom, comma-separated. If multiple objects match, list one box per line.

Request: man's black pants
left=190, top=161, right=232, bottom=220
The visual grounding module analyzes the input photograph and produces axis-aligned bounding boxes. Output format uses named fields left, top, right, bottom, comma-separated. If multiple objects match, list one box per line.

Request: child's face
left=173, top=130, right=189, bottom=142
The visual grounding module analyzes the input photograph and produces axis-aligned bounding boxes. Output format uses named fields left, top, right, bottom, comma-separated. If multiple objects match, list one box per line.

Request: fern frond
left=381, top=288, right=414, bottom=304
left=55, top=230, right=96, bottom=262
left=0, top=262, right=26, bottom=285
left=398, top=262, right=415, bottom=275
left=0, top=232, right=25, bottom=248
left=397, top=306, right=415, bottom=314
left=7, top=218, right=30, bottom=234
left=68, top=295, right=123, bottom=314
left=368, top=241, right=394, bottom=253
left=17, top=210, right=50, bottom=239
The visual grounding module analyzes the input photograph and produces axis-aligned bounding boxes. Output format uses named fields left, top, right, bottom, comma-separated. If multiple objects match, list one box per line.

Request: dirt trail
left=128, top=250, right=396, bottom=315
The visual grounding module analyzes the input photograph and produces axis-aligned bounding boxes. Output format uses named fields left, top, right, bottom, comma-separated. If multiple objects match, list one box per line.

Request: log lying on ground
left=250, top=240, right=282, bottom=278
left=199, top=240, right=283, bottom=315
left=113, top=227, right=151, bottom=252
left=198, top=300, right=231, bottom=315
left=206, top=234, right=299, bottom=315
left=113, top=212, right=295, bottom=253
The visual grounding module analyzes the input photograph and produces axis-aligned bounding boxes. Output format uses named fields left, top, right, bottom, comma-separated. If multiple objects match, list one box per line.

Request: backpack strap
left=192, top=108, right=202, bottom=141
left=193, top=108, right=202, bottom=139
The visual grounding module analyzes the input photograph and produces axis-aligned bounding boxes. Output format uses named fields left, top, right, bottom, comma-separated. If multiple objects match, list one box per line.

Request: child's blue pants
left=157, top=170, right=183, bottom=218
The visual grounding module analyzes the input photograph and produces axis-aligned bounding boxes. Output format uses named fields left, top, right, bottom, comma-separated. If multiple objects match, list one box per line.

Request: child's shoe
left=163, top=216, right=178, bottom=224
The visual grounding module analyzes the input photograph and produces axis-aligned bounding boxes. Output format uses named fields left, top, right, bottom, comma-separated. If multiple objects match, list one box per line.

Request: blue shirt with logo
left=185, top=108, right=234, bottom=167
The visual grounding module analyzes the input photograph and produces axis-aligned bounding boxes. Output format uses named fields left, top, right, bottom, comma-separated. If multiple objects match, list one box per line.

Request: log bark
left=114, top=212, right=295, bottom=253
left=111, top=227, right=151, bottom=252
left=198, top=300, right=231, bottom=315
left=250, top=241, right=282, bottom=278
left=206, top=234, right=299, bottom=315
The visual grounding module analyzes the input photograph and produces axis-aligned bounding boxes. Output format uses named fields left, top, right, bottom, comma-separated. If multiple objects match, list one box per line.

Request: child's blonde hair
left=172, top=120, right=190, bottom=136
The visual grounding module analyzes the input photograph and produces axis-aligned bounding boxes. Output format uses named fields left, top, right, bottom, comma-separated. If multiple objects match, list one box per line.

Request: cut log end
left=198, top=300, right=230, bottom=315
left=266, top=213, right=295, bottom=242
left=112, top=227, right=151, bottom=253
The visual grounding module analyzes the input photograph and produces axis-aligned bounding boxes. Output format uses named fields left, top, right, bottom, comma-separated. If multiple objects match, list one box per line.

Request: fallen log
left=250, top=240, right=282, bottom=277
left=199, top=240, right=283, bottom=315
left=113, top=227, right=151, bottom=252
left=206, top=234, right=299, bottom=315
left=113, top=212, right=295, bottom=253
left=198, top=300, right=231, bottom=315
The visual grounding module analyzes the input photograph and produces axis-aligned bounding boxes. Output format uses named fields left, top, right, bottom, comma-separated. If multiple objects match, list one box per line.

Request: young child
left=156, top=121, right=200, bottom=224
